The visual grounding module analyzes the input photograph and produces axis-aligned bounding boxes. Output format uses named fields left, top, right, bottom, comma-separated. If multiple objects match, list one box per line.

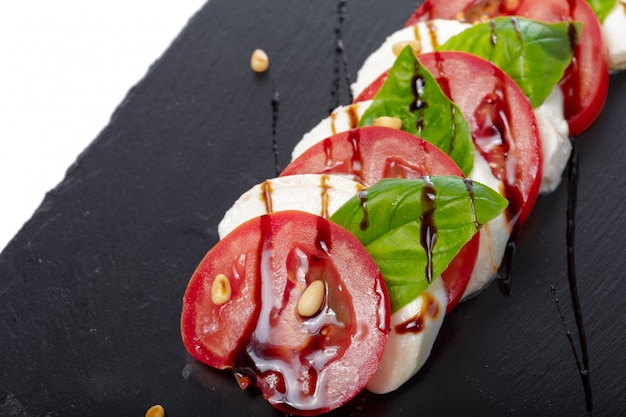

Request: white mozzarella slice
left=217, top=174, right=363, bottom=239
left=534, top=87, right=571, bottom=193
left=603, top=0, right=626, bottom=72
left=351, top=19, right=471, bottom=98
left=291, top=101, right=372, bottom=160
left=463, top=153, right=511, bottom=299
left=366, top=278, right=448, bottom=394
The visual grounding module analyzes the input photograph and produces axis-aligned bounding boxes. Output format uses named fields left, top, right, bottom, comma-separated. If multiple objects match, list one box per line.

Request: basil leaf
left=358, top=46, right=475, bottom=176
left=330, top=176, right=508, bottom=313
left=438, top=17, right=581, bottom=108
left=587, top=0, right=618, bottom=22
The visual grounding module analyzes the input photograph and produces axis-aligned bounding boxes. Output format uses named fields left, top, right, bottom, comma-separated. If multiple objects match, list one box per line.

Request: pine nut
left=373, top=116, right=403, bottom=130
left=251, top=49, right=269, bottom=73
left=211, top=274, right=232, bottom=306
left=297, top=280, right=326, bottom=317
left=391, top=39, right=422, bottom=56
left=145, top=405, right=165, bottom=417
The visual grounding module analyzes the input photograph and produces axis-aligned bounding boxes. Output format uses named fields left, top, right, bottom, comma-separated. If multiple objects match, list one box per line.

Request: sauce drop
left=329, top=0, right=352, bottom=112
left=420, top=176, right=438, bottom=284
left=395, top=291, right=441, bottom=334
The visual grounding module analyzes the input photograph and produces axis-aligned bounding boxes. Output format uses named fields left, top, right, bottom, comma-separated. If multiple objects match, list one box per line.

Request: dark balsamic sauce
left=358, top=189, right=369, bottom=231
left=472, top=63, right=526, bottom=229
left=420, top=176, right=437, bottom=284
left=496, top=239, right=515, bottom=297
left=320, top=174, right=331, bottom=219
left=395, top=291, right=441, bottom=335
left=271, top=89, right=281, bottom=176
left=432, top=52, right=451, bottom=96
left=425, top=20, right=439, bottom=49
left=348, top=128, right=365, bottom=181
left=563, top=136, right=593, bottom=415
left=315, top=212, right=333, bottom=255
left=346, top=103, right=360, bottom=128
left=489, top=19, right=498, bottom=46
left=409, top=67, right=428, bottom=133
left=510, top=17, right=523, bottom=43
left=261, top=180, right=274, bottom=213
left=320, top=129, right=366, bottom=184
left=463, top=177, right=479, bottom=228
left=448, top=105, right=457, bottom=155
left=567, top=22, right=579, bottom=54
left=329, top=0, right=352, bottom=113
left=560, top=7, right=583, bottom=129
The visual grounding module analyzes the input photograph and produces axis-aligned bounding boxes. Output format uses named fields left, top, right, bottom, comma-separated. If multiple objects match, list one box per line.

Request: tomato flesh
left=181, top=211, right=390, bottom=415
left=405, top=0, right=609, bottom=134
left=281, top=126, right=464, bottom=187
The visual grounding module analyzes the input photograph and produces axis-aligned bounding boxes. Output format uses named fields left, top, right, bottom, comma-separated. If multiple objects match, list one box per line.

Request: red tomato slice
left=281, top=126, right=464, bottom=186
left=354, top=72, right=388, bottom=103
left=443, top=234, right=479, bottom=312
left=281, top=125, right=479, bottom=313
left=421, top=51, right=542, bottom=228
left=181, top=210, right=390, bottom=415
left=405, top=0, right=609, bottom=135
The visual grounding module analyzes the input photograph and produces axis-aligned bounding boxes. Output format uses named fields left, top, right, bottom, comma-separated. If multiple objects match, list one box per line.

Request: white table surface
left=0, top=1, right=207, bottom=251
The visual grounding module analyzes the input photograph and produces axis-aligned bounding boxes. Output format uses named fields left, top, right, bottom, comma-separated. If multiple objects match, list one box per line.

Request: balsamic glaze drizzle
left=329, top=0, right=353, bottom=113
left=463, top=177, right=479, bottom=228
left=496, top=240, right=515, bottom=297
left=420, top=176, right=437, bottom=284
left=271, top=89, right=281, bottom=176
left=409, top=69, right=428, bottom=133
left=563, top=136, right=593, bottom=415
left=358, top=189, right=369, bottom=231
left=489, top=19, right=498, bottom=46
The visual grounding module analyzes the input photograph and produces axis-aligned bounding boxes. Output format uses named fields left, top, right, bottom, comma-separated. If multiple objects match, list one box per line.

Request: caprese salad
left=181, top=0, right=624, bottom=415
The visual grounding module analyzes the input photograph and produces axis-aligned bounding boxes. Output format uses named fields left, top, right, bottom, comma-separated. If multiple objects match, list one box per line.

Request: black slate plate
left=1, top=1, right=625, bottom=416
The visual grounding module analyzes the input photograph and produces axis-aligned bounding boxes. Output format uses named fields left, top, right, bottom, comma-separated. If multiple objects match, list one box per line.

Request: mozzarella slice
left=603, top=0, right=626, bottom=72
left=291, top=101, right=372, bottom=160
left=218, top=174, right=363, bottom=238
left=366, top=278, right=447, bottom=394
left=351, top=19, right=471, bottom=98
left=534, top=87, right=571, bottom=193
left=463, top=153, right=511, bottom=299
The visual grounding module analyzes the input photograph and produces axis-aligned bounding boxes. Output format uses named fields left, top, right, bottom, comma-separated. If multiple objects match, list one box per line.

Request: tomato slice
left=281, top=126, right=479, bottom=313
left=424, top=51, right=542, bottom=228
left=181, top=211, right=390, bottom=415
left=405, top=0, right=609, bottom=135
left=354, top=72, right=388, bottom=103
left=281, top=126, right=464, bottom=186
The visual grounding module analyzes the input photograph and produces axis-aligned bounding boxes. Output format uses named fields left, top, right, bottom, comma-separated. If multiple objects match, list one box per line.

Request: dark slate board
left=1, top=0, right=625, bottom=416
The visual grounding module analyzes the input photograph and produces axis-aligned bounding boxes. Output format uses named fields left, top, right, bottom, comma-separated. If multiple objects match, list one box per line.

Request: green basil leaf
left=358, top=46, right=475, bottom=176
left=330, top=176, right=508, bottom=313
left=587, top=0, right=618, bottom=22
left=438, top=17, right=581, bottom=108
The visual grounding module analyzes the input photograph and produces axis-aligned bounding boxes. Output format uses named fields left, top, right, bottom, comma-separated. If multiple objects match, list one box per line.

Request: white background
left=0, top=1, right=207, bottom=251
